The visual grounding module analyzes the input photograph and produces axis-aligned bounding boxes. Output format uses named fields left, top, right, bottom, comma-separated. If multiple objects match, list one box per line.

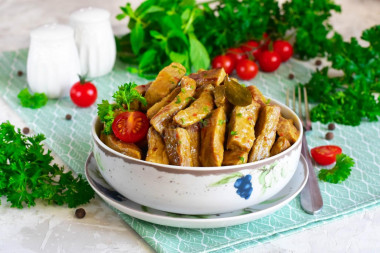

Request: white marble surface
left=1, top=0, right=380, bottom=252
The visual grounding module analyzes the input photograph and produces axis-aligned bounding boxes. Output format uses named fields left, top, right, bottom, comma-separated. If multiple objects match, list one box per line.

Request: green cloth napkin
left=1, top=49, right=379, bottom=253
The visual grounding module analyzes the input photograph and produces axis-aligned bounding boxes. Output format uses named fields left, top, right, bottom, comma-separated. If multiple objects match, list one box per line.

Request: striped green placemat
left=1, top=49, right=379, bottom=253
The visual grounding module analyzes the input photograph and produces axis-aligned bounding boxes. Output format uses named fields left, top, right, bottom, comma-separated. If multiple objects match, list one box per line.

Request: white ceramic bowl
left=91, top=98, right=302, bottom=215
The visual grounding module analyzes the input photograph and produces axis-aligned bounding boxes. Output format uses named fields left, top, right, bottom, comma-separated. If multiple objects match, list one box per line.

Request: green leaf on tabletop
left=0, top=121, right=95, bottom=208
left=318, top=154, right=355, bottom=184
left=17, top=88, right=48, bottom=109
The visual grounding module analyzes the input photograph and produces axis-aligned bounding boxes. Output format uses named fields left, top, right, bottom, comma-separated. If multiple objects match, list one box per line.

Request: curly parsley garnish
left=0, top=122, right=94, bottom=208
left=17, top=88, right=48, bottom=109
left=318, top=154, right=355, bottom=184
left=97, top=82, right=147, bottom=134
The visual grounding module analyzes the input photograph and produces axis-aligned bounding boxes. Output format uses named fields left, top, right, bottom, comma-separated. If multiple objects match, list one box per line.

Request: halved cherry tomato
left=212, top=55, right=235, bottom=74
left=311, top=145, right=342, bottom=165
left=112, top=111, right=149, bottom=143
left=273, top=40, right=293, bottom=62
left=240, top=41, right=262, bottom=61
left=226, top=48, right=247, bottom=65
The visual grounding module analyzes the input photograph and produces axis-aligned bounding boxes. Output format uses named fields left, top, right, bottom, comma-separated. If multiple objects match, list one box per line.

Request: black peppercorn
left=315, top=59, right=322, bottom=66
left=325, top=132, right=334, bottom=140
left=65, top=114, right=72, bottom=120
left=17, top=70, right=23, bottom=76
left=288, top=73, right=295, bottom=80
left=328, top=123, right=335, bottom=130
left=75, top=208, right=86, bottom=218
left=22, top=127, right=30, bottom=134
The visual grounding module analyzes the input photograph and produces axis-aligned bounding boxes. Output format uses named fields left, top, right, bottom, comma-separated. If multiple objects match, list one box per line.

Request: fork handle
left=300, top=132, right=323, bottom=214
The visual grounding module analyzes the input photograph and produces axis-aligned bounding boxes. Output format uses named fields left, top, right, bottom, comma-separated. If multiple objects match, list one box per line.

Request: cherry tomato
left=311, top=145, right=342, bottom=166
left=70, top=77, right=97, bottom=107
left=212, top=55, right=235, bottom=74
left=236, top=59, right=259, bottom=80
left=112, top=111, right=149, bottom=143
left=226, top=48, right=247, bottom=65
left=240, top=41, right=262, bottom=61
left=258, top=51, right=281, bottom=72
left=273, top=40, right=293, bottom=62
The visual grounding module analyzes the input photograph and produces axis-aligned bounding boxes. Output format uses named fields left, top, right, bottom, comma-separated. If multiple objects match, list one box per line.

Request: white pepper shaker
left=70, top=7, right=116, bottom=78
left=27, top=24, right=80, bottom=98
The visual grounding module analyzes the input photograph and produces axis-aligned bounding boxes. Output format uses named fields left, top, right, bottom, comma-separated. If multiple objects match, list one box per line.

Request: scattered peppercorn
left=17, top=70, right=23, bottom=76
left=328, top=123, right=335, bottom=130
left=75, top=208, right=86, bottom=218
left=288, top=73, right=295, bottom=80
left=65, top=114, right=72, bottom=120
left=325, top=132, right=334, bottom=140
left=315, top=59, right=322, bottom=66
left=22, top=127, right=30, bottom=134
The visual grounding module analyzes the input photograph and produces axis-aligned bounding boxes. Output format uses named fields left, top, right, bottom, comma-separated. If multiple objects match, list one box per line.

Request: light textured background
left=0, top=0, right=379, bottom=252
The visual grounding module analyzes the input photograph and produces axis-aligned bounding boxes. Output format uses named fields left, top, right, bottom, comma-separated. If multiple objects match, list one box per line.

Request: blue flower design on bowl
left=234, top=175, right=253, bottom=199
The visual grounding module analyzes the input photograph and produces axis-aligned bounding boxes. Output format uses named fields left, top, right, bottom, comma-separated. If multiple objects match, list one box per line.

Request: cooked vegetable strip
left=146, top=127, right=169, bottom=164
left=249, top=105, right=281, bottom=162
left=270, top=136, right=291, bottom=156
left=147, top=87, right=181, bottom=119
left=226, top=101, right=260, bottom=151
left=100, top=133, right=142, bottom=159
left=194, top=84, right=214, bottom=99
left=163, top=128, right=192, bottom=166
left=200, top=107, right=227, bottom=167
left=247, top=85, right=267, bottom=108
left=213, top=86, right=227, bottom=108
left=277, top=116, right=300, bottom=144
left=188, top=68, right=226, bottom=87
left=150, top=76, right=196, bottom=134
left=173, top=91, right=214, bottom=127
left=186, top=123, right=201, bottom=167
left=222, top=150, right=249, bottom=166
left=145, top=62, right=186, bottom=106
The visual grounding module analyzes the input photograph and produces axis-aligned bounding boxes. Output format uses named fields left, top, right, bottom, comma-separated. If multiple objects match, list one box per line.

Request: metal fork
left=286, top=86, right=323, bottom=214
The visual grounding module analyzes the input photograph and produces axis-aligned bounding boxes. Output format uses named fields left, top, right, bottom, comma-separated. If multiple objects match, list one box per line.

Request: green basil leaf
left=139, top=49, right=157, bottom=71
left=116, top=13, right=126, bottom=21
left=150, top=30, right=166, bottom=40
left=169, top=51, right=188, bottom=66
left=140, top=5, right=165, bottom=18
left=131, top=22, right=144, bottom=55
left=188, top=33, right=210, bottom=72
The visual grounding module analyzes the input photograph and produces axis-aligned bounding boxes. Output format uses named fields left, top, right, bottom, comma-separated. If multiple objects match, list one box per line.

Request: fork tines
left=286, top=86, right=312, bottom=131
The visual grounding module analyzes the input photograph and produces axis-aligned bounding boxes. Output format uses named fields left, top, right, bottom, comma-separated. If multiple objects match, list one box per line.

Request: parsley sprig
left=0, top=122, right=94, bottom=208
left=318, top=154, right=355, bottom=184
left=17, top=88, right=48, bottom=109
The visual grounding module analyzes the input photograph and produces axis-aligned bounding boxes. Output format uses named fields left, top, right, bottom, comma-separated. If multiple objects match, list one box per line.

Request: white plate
left=85, top=153, right=308, bottom=229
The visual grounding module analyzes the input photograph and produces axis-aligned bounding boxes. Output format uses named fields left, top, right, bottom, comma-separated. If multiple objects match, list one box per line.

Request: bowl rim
left=92, top=97, right=303, bottom=172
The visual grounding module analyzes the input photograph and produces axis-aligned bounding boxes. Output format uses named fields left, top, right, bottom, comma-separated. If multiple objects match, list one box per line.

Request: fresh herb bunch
left=116, top=0, right=340, bottom=75
left=18, top=88, right=48, bottom=109
left=97, top=82, right=147, bottom=134
left=276, top=0, right=341, bottom=59
left=195, top=0, right=280, bottom=57
left=318, top=153, right=355, bottom=184
left=0, top=122, right=94, bottom=208
left=116, top=0, right=209, bottom=76
left=304, top=25, right=380, bottom=126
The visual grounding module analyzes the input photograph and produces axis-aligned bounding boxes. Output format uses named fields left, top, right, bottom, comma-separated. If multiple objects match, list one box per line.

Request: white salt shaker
left=27, top=24, right=80, bottom=98
left=70, top=7, right=116, bottom=78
